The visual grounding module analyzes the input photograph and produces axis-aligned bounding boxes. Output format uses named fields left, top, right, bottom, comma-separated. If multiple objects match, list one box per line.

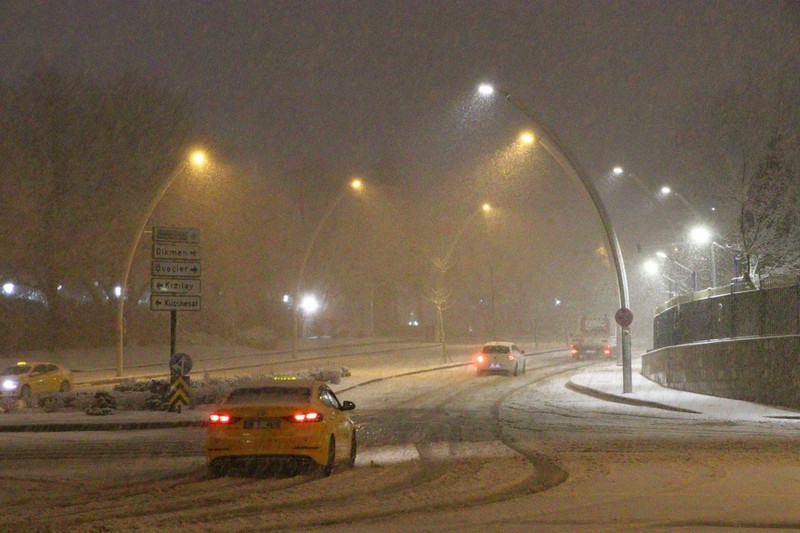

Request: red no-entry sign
left=615, top=307, right=634, bottom=328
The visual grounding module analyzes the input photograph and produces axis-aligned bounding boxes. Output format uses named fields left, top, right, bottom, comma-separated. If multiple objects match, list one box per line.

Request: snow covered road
left=3, top=350, right=800, bottom=531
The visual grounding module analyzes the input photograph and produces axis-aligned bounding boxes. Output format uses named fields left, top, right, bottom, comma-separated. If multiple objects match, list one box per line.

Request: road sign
left=151, top=278, right=201, bottom=296
left=152, top=242, right=201, bottom=260
left=168, top=375, right=191, bottom=411
left=152, top=260, right=201, bottom=278
left=615, top=307, right=634, bottom=328
left=170, top=352, right=193, bottom=375
left=151, top=295, right=202, bottom=311
left=153, top=226, right=200, bottom=244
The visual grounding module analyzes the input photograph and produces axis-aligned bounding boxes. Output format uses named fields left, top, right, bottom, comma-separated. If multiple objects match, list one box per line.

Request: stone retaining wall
left=641, top=335, right=800, bottom=409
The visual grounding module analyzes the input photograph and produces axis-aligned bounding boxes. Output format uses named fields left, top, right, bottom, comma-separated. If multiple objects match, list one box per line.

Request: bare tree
left=0, top=70, right=195, bottom=349
left=425, top=254, right=452, bottom=363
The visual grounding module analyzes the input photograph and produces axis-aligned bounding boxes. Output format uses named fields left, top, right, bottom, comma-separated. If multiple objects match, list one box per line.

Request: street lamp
left=690, top=225, right=715, bottom=286
left=655, top=250, right=697, bottom=291
left=291, top=178, right=364, bottom=358
left=478, top=83, right=633, bottom=393
left=116, top=149, right=209, bottom=377
left=643, top=259, right=685, bottom=298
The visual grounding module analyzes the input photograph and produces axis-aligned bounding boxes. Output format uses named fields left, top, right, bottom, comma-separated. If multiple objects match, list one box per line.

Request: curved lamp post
left=291, top=178, right=363, bottom=359
left=115, top=150, right=208, bottom=377
left=478, top=83, right=633, bottom=392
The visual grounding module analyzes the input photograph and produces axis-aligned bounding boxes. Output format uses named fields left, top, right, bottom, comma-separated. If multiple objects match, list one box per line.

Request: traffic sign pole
left=170, top=310, right=177, bottom=358
left=615, top=307, right=634, bottom=393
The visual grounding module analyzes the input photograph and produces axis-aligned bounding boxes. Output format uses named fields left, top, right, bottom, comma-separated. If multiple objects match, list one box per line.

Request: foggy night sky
left=2, top=1, right=797, bottom=193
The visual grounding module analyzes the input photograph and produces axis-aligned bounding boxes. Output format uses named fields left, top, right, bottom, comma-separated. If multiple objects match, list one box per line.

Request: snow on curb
left=355, top=439, right=521, bottom=467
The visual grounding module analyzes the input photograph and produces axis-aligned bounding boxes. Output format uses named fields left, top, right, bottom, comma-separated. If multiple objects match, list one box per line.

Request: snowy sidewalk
left=567, top=358, right=800, bottom=420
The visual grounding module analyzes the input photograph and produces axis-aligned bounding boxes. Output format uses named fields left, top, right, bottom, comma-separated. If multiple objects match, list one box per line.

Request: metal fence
left=653, top=283, right=800, bottom=349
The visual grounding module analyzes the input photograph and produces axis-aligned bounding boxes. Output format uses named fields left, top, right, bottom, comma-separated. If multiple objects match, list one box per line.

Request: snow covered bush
left=86, top=391, right=117, bottom=416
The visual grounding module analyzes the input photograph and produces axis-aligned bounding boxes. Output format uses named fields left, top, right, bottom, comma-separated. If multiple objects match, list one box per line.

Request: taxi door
left=29, top=364, right=50, bottom=394
left=320, top=387, right=352, bottom=459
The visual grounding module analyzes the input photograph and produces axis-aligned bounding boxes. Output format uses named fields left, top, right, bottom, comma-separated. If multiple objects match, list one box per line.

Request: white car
left=474, top=342, right=526, bottom=376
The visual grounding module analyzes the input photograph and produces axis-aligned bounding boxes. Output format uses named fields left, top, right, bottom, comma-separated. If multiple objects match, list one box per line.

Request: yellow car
left=0, top=361, right=73, bottom=399
left=206, top=379, right=357, bottom=477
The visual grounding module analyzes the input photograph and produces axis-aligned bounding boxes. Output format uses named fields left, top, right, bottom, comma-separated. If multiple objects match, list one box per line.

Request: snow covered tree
left=736, top=133, right=800, bottom=286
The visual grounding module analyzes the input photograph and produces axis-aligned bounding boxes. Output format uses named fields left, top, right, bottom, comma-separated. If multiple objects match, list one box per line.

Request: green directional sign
left=152, top=242, right=201, bottom=260
left=151, top=295, right=201, bottom=311
left=151, top=260, right=201, bottom=278
left=153, top=226, right=200, bottom=244
left=151, top=278, right=201, bottom=296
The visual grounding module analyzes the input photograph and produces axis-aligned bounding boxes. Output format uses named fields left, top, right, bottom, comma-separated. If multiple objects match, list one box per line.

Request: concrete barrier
left=641, top=335, right=800, bottom=409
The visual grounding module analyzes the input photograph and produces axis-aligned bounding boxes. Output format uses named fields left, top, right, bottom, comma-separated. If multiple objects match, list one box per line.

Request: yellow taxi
left=206, top=379, right=357, bottom=477
left=0, top=361, right=73, bottom=399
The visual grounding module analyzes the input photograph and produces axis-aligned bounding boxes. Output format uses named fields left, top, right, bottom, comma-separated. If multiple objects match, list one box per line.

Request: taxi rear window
left=2, top=365, right=31, bottom=375
left=225, top=386, right=311, bottom=404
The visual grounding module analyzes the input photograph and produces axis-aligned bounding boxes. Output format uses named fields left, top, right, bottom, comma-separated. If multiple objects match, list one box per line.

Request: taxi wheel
left=522, top=360, right=526, bottom=374
left=59, top=380, right=71, bottom=393
left=19, top=385, right=31, bottom=400
left=512, top=364, right=519, bottom=377
left=347, top=432, right=357, bottom=468
left=322, top=436, right=335, bottom=477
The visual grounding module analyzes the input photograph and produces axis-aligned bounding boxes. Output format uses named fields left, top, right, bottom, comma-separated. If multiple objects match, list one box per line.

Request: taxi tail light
left=507, top=354, right=515, bottom=361
left=476, top=355, right=485, bottom=363
left=570, top=348, right=579, bottom=355
left=209, top=412, right=238, bottom=424
left=603, top=345, right=612, bottom=355
left=286, top=412, right=323, bottom=423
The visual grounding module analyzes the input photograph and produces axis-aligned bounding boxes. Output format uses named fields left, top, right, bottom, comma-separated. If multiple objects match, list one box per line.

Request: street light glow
left=690, top=226, right=712, bottom=245
left=300, top=294, right=320, bottom=315
left=519, top=131, right=535, bottom=145
left=189, top=150, right=207, bottom=167
left=2, top=282, right=14, bottom=295
left=350, top=178, right=363, bottom=191
left=612, top=166, right=624, bottom=176
left=482, top=203, right=492, bottom=213
left=113, top=285, right=122, bottom=298
left=660, top=186, right=671, bottom=195
left=478, top=83, right=495, bottom=96
left=656, top=251, right=667, bottom=259
left=643, top=260, right=659, bottom=275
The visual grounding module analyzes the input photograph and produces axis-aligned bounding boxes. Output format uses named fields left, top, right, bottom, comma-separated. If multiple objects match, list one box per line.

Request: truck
left=568, top=316, right=616, bottom=360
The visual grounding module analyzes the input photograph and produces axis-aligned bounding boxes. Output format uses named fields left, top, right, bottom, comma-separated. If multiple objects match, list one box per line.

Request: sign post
left=168, top=352, right=192, bottom=412
left=614, top=307, right=634, bottom=393
left=151, top=226, right=201, bottom=408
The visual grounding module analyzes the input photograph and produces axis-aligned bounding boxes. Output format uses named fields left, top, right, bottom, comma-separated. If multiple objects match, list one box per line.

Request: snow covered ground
left=2, top=349, right=800, bottom=531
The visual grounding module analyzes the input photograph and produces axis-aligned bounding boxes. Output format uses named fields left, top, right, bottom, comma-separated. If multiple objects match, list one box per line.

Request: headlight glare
left=2, top=379, right=18, bottom=391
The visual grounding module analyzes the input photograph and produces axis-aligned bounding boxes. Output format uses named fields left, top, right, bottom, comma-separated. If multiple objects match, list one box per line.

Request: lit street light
left=116, top=149, right=209, bottom=377
left=519, top=131, right=535, bottom=145
left=478, top=82, right=633, bottom=393
left=690, top=226, right=712, bottom=245
left=643, top=259, right=659, bottom=275
left=291, top=178, right=364, bottom=358
left=478, top=83, right=495, bottom=96
left=660, top=185, right=672, bottom=195
left=643, top=259, right=687, bottom=298
left=655, top=250, right=697, bottom=291
left=689, top=225, right=737, bottom=288
left=613, top=166, right=624, bottom=176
